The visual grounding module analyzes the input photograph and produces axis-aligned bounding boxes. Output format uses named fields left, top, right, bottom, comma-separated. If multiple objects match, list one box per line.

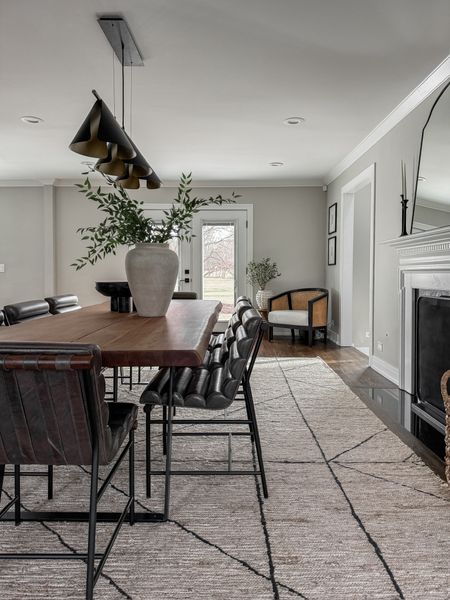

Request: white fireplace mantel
left=383, top=225, right=450, bottom=258
left=383, top=226, right=450, bottom=393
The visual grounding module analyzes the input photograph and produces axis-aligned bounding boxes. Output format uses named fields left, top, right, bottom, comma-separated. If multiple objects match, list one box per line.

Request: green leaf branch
left=72, top=170, right=239, bottom=270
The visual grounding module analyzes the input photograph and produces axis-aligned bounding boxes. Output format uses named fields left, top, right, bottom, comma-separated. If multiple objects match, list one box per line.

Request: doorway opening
left=339, top=164, right=375, bottom=361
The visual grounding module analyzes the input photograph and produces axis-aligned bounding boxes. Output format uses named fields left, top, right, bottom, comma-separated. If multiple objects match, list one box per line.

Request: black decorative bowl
left=95, top=281, right=132, bottom=312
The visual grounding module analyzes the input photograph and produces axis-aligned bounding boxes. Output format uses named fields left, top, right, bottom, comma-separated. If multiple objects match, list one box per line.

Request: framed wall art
left=328, top=236, right=336, bottom=266
left=328, top=202, right=337, bottom=234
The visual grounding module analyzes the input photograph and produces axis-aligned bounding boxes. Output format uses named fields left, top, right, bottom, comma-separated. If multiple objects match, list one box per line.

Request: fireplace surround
left=387, top=225, right=450, bottom=433
left=416, top=294, right=450, bottom=421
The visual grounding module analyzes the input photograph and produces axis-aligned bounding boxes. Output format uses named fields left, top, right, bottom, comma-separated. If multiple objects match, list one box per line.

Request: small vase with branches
left=246, top=258, right=281, bottom=310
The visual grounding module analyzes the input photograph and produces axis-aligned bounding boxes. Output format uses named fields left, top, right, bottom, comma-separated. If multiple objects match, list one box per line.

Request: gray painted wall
left=414, top=204, right=450, bottom=229
left=326, top=84, right=446, bottom=371
left=55, top=185, right=326, bottom=306
left=0, top=187, right=46, bottom=307
left=352, top=185, right=371, bottom=349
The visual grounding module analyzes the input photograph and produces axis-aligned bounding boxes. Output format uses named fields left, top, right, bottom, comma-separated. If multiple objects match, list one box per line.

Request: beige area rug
left=1, top=357, right=450, bottom=600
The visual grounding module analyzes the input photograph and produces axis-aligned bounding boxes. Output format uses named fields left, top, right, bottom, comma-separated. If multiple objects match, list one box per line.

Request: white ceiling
left=1, top=0, right=450, bottom=186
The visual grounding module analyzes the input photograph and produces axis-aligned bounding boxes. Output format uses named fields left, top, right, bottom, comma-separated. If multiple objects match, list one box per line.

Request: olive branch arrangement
left=72, top=169, right=239, bottom=270
left=246, top=258, right=281, bottom=290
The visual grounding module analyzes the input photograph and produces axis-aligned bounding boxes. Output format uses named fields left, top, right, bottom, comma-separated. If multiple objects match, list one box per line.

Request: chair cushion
left=268, top=310, right=308, bottom=326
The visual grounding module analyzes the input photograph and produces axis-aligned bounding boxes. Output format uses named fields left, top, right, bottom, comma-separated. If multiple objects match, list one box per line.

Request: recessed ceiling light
left=283, top=117, right=305, bottom=126
left=418, top=176, right=427, bottom=182
left=20, top=115, right=44, bottom=124
left=269, top=161, right=284, bottom=167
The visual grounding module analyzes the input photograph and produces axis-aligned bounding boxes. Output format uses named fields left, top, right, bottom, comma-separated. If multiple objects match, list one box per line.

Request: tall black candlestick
left=400, top=194, right=409, bottom=237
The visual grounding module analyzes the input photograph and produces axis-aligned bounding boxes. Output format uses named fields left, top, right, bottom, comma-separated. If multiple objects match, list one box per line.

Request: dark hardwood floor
left=262, top=336, right=446, bottom=480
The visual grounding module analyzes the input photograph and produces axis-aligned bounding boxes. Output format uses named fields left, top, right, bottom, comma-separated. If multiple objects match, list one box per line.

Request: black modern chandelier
left=69, top=17, right=161, bottom=190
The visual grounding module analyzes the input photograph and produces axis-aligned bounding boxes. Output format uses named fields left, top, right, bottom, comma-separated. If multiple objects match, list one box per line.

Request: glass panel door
left=202, top=222, right=235, bottom=319
left=191, top=208, right=249, bottom=320
left=141, top=205, right=251, bottom=318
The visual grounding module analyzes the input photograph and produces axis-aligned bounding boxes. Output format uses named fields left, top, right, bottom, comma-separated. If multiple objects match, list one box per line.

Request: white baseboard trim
left=328, top=329, right=340, bottom=345
left=369, top=355, right=399, bottom=386
left=354, top=346, right=369, bottom=357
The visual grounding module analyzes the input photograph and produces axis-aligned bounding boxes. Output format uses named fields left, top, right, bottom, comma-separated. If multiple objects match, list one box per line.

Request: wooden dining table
left=0, top=298, right=222, bottom=523
left=0, top=299, right=222, bottom=368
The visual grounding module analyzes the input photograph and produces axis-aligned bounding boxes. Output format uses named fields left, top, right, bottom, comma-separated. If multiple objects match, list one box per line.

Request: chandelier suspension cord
left=112, top=49, right=116, bottom=118
left=130, top=59, right=133, bottom=137
left=121, top=39, right=125, bottom=129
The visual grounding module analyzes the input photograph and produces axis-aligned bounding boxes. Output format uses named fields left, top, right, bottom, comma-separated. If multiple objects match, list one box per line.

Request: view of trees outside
left=202, top=224, right=235, bottom=318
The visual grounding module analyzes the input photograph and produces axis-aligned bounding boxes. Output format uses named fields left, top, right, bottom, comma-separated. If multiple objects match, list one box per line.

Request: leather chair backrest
left=241, top=308, right=263, bottom=337
left=236, top=295, right=252, bottom=304
left=208, top=311, right=262, bottom=406
left=45, top=294, right=81, bottom=315
left=0, top=343, right=112, bottom=466
left=140, top=297, right=263, bottom=411
left=234, top=299, right=253, bottom=320
left=172, top=292, right=198, bottom=300
left=3, top=299, right=50, bottom=325
left=0, top=310, right=4, bottom=326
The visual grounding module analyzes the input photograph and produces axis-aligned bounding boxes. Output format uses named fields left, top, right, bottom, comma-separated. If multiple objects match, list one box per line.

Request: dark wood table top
left=0, top=300, right=222, bottom=368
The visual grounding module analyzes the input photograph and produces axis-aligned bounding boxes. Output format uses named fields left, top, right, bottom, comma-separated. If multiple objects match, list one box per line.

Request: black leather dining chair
left=1, top=300, right=54, bottom=496
left=45, top=293, right=81, bottom=315
left=140, top=300, right=268, bottom=517
left=0, top=342, right=137, bottom=600
left=3, top=299, right=50, bottom=325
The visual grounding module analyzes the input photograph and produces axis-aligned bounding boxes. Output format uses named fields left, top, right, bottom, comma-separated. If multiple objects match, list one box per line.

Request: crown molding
left=0, top=179, right=45, bottom=187
left=325, top=54, right=450, bottom=185
left=416, top=197, right=450, bottom=213
left=0, top=177, right=323, bottom=189
left=53, top=177, right=323, bottom=188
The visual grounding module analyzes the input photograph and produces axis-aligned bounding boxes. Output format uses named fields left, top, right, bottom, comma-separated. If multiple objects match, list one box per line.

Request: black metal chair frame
left=144, top=322, right=268, bottom=519
left=267, top=288, right=329, bottom=346
left=0, top=365, right=136, bottom=600
left=1, top=303, right=55, bottom=498
left=104, top=366, right=134, bottom=401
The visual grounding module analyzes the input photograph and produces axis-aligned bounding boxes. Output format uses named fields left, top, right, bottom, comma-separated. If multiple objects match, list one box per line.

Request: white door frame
left=142, top=203, right=254, bottom=298
left=339, top=163, right=376, bottom=358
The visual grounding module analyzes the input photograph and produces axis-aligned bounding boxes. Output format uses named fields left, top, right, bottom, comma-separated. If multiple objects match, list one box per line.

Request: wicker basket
left=440, top=371, right=450, bottom=483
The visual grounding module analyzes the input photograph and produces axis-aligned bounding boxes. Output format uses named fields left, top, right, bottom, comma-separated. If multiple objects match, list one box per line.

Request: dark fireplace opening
left=416, top=294, right=450, bottom=425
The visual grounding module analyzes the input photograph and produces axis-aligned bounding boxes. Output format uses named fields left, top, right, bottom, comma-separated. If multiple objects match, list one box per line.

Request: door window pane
left=202, top=223, right=235, bottom=319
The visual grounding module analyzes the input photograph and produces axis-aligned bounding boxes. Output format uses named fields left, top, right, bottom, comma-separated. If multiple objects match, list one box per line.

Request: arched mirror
left=411, top=80, right=450, bottom=233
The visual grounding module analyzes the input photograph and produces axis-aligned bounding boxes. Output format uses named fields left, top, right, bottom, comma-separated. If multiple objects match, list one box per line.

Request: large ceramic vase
left=125, top=243, right=179, bottom=317
left=255, top=289, right=273, bottom=310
